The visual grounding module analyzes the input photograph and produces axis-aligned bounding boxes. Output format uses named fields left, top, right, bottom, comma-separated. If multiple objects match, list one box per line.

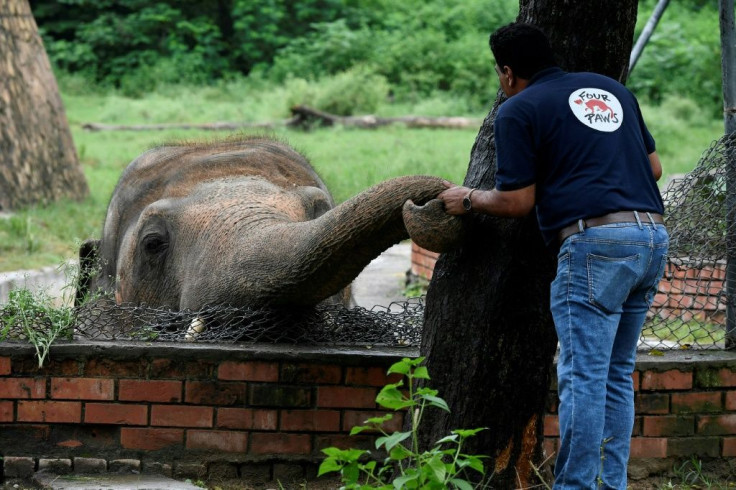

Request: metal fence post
left=721, top=0, right=736, bottom=348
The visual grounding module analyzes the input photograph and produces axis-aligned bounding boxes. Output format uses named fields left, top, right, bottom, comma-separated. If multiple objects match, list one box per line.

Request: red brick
left=151, top=405, right=213, bottom=428
left=119, top=379, right=182, bottom=403
left=635, top=393, right=669, bottom=414
left=185, top=381, right=246, bottom=405
left=250, top=433, right=311, bottom=455
left=642, top=415, right=695, bottom=437
left=726, top=391, right=736, bottom=410
left=0, top=401, right=12, bottom=421
left=723, top=437, right=736, bottom=457
left=217, top=408, right=277, bottom=430
left=641, top=370, right=692, bottom=391
left=121, top=427, right=183, bottom=450
left=342, top=410, right=404, bottom=433
left=218, top=361, right=278, bottom=382
left=632, top=371, right=640, bottom=391
left=708, top=368, right=736, bottom=388
left=671, top=392, right=722, bottom=413
left=84, top=359, right=147, bottom=377
left=697, top=414, right=736, bottom=435
left=345, top=367, right=401, bottom=387
left=314, top=434, right=374, bottom=452
left=250, top=385, right=311, bottom=408
left=281, top=410, right=340, bottom=432
left=629, top=437, right=667, bottom=458
left=84, top=403, right=148, bottom=425
left=543, top=415, right=559, bottom=437
left=187, top=430, right=248, bottom=452
left=17, top=401, right=81, bottom=423
left=280, top=363, right=342, bottom=384
left=150, top=358, right=217, bottom=379
left=0, top=377, right=45, bottom=398
left=51, top=378, right=114, bottom=400
left=317, top=386, right=376, bottom=408
left=0, top=357, right=10, bottom=375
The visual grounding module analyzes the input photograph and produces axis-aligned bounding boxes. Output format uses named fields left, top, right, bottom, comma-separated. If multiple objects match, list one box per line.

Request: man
left=439, top=23, right=669, bottom=489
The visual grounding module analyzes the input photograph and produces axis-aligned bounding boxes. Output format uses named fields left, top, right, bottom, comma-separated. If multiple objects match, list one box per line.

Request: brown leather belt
left=558, top=211, right=664, bottom=244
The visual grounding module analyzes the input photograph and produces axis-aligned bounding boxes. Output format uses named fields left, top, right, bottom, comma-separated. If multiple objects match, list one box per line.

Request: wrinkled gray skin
left=77, top=137, right=463, bottom=310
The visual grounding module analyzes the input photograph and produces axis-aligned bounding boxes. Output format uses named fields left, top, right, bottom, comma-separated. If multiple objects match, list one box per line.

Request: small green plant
left=0, top=287, right=75, bottom=367
left=318, top=356, right=487, bottom=489
left=402, top=276, right=429, bottom=299
left=672, top=457, right=717, bottom=489
left=0, top=261, right=86, bottom=367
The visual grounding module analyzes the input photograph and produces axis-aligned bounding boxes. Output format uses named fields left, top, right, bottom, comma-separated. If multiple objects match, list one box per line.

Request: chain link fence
left=0, top=133, right=734, bottom=350
left=642, top=131, right=736, bottom=350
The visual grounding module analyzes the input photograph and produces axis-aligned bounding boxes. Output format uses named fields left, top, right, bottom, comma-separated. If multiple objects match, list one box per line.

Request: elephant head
left=76, top=137, right=463, bottom=311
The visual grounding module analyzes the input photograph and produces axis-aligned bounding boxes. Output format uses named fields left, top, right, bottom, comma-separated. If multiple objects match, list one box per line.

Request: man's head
left=490, top=23, right=557, bottom=97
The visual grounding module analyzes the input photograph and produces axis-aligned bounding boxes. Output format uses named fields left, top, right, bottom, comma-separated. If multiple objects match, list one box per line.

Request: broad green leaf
left=416, top=387, right=439, bottom=397
left=427, top=454, right=447, bottom=482
left=350, top=425, right=371, bottom=435
left=435, top=434, right=459, bottom=445
left=376, top=385, right=413, bottom=410
left=423, top=394, right=450, bottom=412
left=317, top=458, right=343, bottom=476
left=387, top=359, right=411, bottom=375
left=452, top=427, right=487, bottom=438
left=364, top=414, right=393, bottom=425
left=321, top=447, right=347, bottom=457
left=412, top=366, right=430, bottom=379
left=458, top=455, right=486, bottom=474
left=389, top=443, right=412, bottom=461
left=449, top=478, right=475, bottom=490
left=376, top=430, right=411, bottom=451
left=393, top=471, right=421, bottom=489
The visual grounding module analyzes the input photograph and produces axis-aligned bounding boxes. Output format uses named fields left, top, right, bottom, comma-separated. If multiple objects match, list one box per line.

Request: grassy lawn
left=0, top=88, right=724, bottom=273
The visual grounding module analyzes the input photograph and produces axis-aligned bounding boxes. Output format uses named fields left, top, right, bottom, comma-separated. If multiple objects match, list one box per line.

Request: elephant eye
left=141, top=233, right=169, bottom=255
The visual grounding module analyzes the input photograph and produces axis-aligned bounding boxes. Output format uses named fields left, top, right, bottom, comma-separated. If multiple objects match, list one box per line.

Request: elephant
left=76, top=136, right=463, bottom=311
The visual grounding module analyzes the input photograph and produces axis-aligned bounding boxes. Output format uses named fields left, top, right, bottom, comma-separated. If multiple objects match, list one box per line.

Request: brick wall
left=1, top=342, right=735, bottom=481
left=543, top=351, right=736, bottom=476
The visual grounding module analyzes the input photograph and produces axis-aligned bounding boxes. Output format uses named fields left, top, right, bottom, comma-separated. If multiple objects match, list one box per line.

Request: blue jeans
left=551, top=221, right=669, bottom=490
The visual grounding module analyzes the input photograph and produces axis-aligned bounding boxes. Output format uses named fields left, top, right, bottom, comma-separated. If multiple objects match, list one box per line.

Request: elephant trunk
left=251, top=175, right=463, bottom=306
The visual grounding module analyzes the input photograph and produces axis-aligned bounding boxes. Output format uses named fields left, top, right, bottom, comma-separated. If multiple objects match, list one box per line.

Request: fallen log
left=80, top=106, right=482, bottom=132
left=287, top=105, right=482, bottom=129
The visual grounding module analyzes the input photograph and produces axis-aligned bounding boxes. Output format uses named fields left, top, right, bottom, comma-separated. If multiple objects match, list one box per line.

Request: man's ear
left=75, top=239, right=101, bottom=306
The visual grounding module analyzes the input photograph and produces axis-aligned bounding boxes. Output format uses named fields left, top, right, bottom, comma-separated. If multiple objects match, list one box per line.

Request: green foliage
left=629, top=0, right=722, bottom=117
left=318, top=357, right=488, bottom=489
left=0, top=285, right=75, bottom=368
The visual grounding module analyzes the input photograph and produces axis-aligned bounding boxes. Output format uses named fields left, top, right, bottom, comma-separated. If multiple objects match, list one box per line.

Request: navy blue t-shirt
left=494, top=67, right=664, bottom=246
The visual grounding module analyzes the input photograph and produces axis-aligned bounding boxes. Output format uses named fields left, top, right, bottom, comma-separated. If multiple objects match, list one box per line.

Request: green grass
left=0, top=82, right=724, bottom=274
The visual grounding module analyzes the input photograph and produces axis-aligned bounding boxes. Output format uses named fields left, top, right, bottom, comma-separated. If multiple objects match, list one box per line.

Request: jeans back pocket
left=587, top=253, right=641, bottom=313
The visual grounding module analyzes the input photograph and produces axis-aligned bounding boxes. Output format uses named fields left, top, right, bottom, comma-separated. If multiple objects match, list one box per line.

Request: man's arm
left=438, top=181, right=535, bottom=217
left=649, top=151, right=662, bottom=181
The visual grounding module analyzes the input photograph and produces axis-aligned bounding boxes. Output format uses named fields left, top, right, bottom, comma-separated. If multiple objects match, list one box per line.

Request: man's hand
left=438, top=181, right=472, bottom=215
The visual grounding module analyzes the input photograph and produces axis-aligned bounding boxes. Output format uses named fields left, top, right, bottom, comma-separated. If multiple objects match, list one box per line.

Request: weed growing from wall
left=318, top=356, right=488, bottom=489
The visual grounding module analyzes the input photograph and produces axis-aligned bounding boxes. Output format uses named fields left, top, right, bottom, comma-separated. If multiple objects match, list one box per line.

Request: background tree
left=0, top=0, right=88, bottom=212
left=418, top=1, right=639, bottom=486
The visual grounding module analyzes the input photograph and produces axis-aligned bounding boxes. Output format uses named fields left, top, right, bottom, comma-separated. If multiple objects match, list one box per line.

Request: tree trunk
left=0, top=0, right=88, bottom=212
left=418, top=2, right=638, bottom=487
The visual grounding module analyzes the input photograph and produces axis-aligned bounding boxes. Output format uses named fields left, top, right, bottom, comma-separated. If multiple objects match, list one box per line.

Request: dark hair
left=489, top=22, right=558, bottom=79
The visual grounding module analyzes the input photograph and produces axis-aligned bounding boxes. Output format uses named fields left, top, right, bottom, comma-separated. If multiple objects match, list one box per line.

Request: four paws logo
left=568, top=88, right=623, bottom=132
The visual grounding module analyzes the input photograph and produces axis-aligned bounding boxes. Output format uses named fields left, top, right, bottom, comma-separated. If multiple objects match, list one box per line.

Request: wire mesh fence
left=642, top=131, right=736, bottom=350
left=0, top=133, right=734, bottom=350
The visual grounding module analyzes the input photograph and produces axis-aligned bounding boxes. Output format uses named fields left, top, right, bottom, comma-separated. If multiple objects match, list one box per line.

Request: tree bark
left=418, top=2, right=638, bottom=487
left=0, top=0, right=88, bottom=212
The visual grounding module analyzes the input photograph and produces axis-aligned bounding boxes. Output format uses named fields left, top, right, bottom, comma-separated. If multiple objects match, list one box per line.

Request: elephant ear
left=75, top=238, right=101, bottom=307
left=402, top=199, right=466, bottom=253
